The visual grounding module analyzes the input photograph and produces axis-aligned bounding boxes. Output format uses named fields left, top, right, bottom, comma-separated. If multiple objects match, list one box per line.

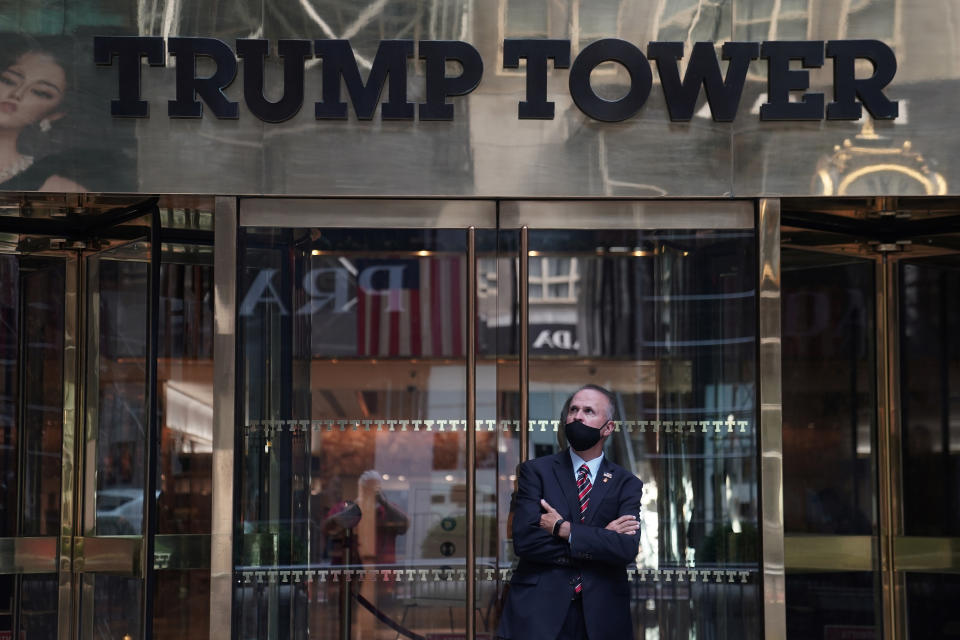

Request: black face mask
left=564, top=419, right=604, bottom=452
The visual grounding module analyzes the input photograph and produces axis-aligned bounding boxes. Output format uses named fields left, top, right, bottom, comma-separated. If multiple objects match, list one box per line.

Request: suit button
left=569, top=578, right=575, bottom=585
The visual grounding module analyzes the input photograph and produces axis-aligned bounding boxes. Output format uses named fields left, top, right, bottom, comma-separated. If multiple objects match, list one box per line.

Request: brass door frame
left=209, top=196, right=237, bottom=640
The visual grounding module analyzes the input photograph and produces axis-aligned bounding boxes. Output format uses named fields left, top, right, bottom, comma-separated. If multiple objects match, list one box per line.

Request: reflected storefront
left=1, top=1, right=960, bottom=640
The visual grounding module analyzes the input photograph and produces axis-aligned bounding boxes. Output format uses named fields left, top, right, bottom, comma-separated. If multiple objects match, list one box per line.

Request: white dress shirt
left=569, top=448, right=604, bottom=486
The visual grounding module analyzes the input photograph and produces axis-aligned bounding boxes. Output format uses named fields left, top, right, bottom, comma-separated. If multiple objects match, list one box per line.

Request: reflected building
left=0, top=1, right=960, bottom=640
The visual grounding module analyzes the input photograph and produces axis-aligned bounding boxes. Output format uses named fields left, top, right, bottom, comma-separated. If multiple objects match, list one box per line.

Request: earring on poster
left=39, top=118, right=52, bottom=133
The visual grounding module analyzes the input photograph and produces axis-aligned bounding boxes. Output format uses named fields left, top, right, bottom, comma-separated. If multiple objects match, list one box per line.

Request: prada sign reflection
left=94, top=36, right=898, bottom=123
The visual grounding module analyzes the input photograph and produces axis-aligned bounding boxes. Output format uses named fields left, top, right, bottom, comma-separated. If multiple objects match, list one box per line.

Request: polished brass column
left=519, top=226, right=529, bottom=462
left=466, top=226, right=477, bottom=640
left=876, top=256, right=906, bottom=640
left=210, top=196, right=238, bottom=640
left=758, top=199, right=786, bottom=639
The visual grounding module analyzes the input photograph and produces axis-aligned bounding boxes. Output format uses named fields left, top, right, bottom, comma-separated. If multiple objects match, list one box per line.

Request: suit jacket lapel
left=552, top=450, right=581, bottom=521
left=583, top=457, right=615, bottom=526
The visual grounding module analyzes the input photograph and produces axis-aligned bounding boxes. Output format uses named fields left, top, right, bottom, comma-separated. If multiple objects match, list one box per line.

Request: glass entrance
left=0, top=250, right=65, bottom=639
left=1, top=195, right=784, bottom=639
left=230, top=198, right=765, bottom=639
left=781, top=201, right=960, bottom=639
left=0, top=196, right=216, bottom=640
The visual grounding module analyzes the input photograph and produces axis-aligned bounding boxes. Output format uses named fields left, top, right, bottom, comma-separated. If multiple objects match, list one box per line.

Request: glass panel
left=474, top=229, right=515, bottom=638
left=0, top=255, right=17, bottom=537
left=20, top=574, right=58, bottom=639
left=88, top=240, right=151, bottom=535
left=500, top=226, right=760, bottom=638
left=236, top=226, right=469, bottom=639
left=905, top=573, right=960, bottom=639
left=786, top=572, right=880, bottom=639
left=153, top=240, right=215, bottom=640
left=900, top=257, right=960, bottom=537
left=782, top=250, right=877, bottom=535
left=88, top=574, right=142, bottom=640
left=0, top=575, right=11, bottom=635
left=157, top=250, right=215, bottom=535
left=153, top=570, right=210, bottom=639
left=20, top=257, right=64, bottom=536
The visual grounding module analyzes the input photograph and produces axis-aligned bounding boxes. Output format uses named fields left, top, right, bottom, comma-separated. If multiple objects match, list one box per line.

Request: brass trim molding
left=501, top=200, right=755, bottom=229
left=782, top=535, right=960, bottom=573
left=466, top=227, right=477, bottom=640
left=895, top=537, right=960, bottom=573
left=74, top=536, right=142, bottom=576
left=519, top=226, right=529, bottom=462
left=0, top=537, right=58, bottom=574
left=784, top=535, right=876, bottom=572
left=239, top=198, right=497, bottom=229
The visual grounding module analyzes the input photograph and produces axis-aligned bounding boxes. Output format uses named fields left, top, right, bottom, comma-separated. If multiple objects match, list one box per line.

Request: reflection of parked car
left=96, top=488, right=145, bottom=534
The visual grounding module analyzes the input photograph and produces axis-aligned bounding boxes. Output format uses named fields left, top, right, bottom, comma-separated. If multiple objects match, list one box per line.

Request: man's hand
left=605, top=514, right=640, bottom=535
left=539, top=499, right=570, bottom=539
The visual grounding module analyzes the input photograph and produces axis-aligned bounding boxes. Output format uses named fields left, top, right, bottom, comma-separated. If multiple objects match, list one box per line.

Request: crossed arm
left=512, top=461, right=643, bottom=567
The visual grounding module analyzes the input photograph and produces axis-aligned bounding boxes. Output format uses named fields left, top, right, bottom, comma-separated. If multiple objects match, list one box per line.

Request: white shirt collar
left=569, top=448, right=604, bottom=483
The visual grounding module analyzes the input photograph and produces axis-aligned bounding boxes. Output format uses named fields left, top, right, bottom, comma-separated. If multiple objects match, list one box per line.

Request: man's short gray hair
left=559, top=384, right=617, bottom=423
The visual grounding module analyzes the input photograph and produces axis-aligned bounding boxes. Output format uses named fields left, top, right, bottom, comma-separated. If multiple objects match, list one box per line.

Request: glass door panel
left=781, top=250, right=877, bottom=536
left=153, top=235, right=216, bottom=640
left=0, top=252, right=65, bottom=640
left=235, top=202, right=493, bottom=640
left=898, top=252, right=960, bottom=638
left=779, top=245, right=881, bottom=639
left=495, top=202, right=762, bottom=639
left=780, top=208, right=960, bottom=640
left=899, top=256, right=960, bottom=537
left=80, top=215, right=157, bottom=640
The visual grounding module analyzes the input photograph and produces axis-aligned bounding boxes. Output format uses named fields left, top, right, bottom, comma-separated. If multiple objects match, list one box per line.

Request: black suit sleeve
left=568, top=475, right=643, bottom=566
left=511, top=460, right=573, bottom=565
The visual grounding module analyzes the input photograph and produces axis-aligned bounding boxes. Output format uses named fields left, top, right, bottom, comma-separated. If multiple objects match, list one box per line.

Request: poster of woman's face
left=0, top=31, right=136, bottom=193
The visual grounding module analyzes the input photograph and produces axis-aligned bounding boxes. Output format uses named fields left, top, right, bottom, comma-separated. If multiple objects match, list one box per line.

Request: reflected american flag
left=355, top=257, right=465, bottom=358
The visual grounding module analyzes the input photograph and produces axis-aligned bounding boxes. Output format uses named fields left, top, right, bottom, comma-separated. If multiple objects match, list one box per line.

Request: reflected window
left=657, top=0, right=715, bottom=41
left=732, top=0, right=810, bottom=42
left=529, top=256, right=578, bottom=302
left=504, top=0, right=551, bottom=38
left=845, top=0, right=896, bottom=42
left=575, top=0, right=621, bottom=48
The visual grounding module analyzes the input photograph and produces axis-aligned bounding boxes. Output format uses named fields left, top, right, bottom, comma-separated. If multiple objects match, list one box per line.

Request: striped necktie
left=577, top=464, right=592, bottom=520
left=574, top=464, right=592, bottom=594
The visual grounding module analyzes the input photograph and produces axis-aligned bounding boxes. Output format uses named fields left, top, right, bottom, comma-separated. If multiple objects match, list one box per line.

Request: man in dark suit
left=498, top=384, right=643, bottom=640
